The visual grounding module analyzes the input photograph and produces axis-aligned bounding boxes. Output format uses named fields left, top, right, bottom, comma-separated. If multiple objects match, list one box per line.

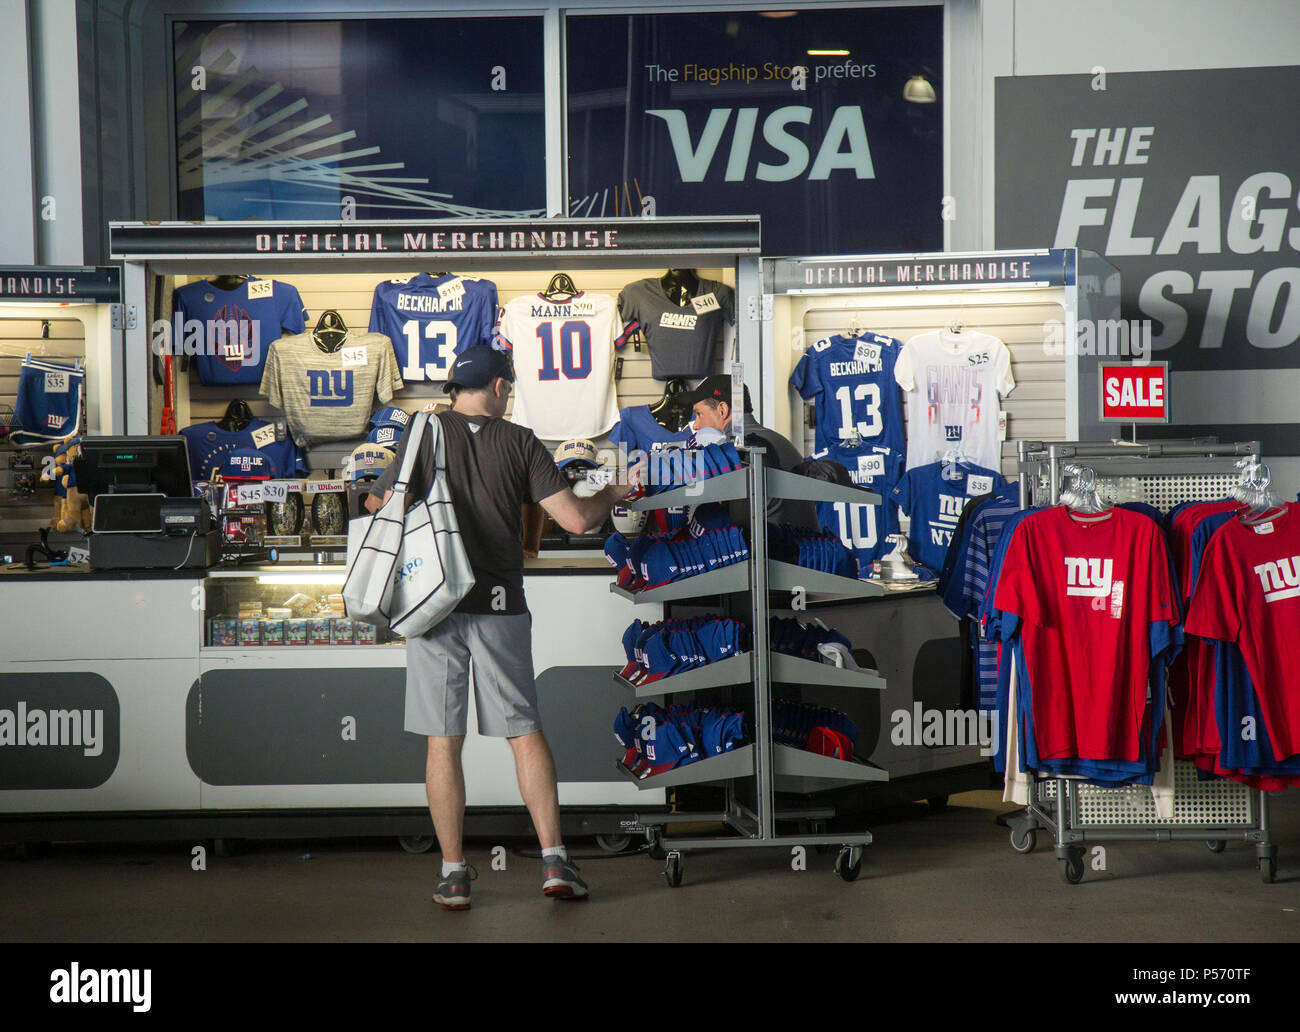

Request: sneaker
left=433, top=863, right=478, bottom=911
left=541, top=853, right=589, bottom=900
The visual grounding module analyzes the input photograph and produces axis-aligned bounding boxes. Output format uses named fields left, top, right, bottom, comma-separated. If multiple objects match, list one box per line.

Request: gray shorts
left=404, top=611, right=542, bottom=738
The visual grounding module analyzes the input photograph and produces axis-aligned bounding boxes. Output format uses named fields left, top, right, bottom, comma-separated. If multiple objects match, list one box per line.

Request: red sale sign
left=1099, top=363, right=1170, bottom=424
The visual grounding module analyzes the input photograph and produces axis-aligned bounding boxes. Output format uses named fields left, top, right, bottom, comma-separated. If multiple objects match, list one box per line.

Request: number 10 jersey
left=368, top=273, right=499, bottom=383
left=497, top=291, right=623, bottom=440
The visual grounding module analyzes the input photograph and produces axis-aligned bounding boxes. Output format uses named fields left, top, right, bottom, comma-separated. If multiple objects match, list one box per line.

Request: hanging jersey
left=790, top=332, right=905, bottom=463
left=172, top=277, right=308, bottom=386
left=179, top=420, right=309, bottom=484
left=11, top=358, right=84, bottom=446
left=368, top=273, right=498, bottom=383
left=890, top=460, right=1006, bottom=572
left=259, top=331, right=404, bottom=449
left=609, top=405, right=692, bottom=457
left=498, top=291, right=622, bottom=440
left=895, top=329, right=1014, bottom=471
left=811, top=445, right=901, bottom=572
left=617, top=277, right=736, bottom=380
left=994, top=506, right=1178, bottom=764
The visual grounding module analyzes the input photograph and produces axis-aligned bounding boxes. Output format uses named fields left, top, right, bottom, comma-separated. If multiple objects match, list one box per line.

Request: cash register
left=75, top=436, right=219, bottom=570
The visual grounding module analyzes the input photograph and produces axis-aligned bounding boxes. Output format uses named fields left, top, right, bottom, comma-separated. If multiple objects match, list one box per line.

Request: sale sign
left=1100, top=363, right=1170, bottom=423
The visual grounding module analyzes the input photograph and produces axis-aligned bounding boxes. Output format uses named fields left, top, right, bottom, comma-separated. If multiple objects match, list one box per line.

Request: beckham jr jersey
left=498, top=291, right=622, bottom=440
left=368, top=273, right=498, bottom=384
left=895, top=329, right=1014, bottom=471
left=790, top=332, right=905, bottom=464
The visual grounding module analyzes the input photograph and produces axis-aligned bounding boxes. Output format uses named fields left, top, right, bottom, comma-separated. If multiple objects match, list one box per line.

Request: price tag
left=250, top=424, right=278, bottom=449
left=238, top=483, right=265, bottom=505
left=263, top=481, right=289, bottom=503
left=853, top=340, right=881, bottom=365
left=691, top=292, right=720, bottom=314
left=66, top=546, right=90, bottom=565
left=967, top=474, right=994, bottom=496
left=44, top=371, right=69, bottom=393
left=437, top=277, right=466, bottom=304
left=586, top=469, right=613, bottom=489
left=246, top=279, right=273, bottom=299
left=858, top=453, right=886, bottom=479
left=341, top=346, right=367, bottom=367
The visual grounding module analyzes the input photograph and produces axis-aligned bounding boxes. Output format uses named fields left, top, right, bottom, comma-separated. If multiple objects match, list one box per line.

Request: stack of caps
left=346, top=442, right=396, bottom=483
left=769, top=616, right=852, bottom=662
left=618, top=616, right=748, bottom=685
left=767, top=523, right=858, bottom=578
left=628, top=441, right=745, bottom=499
left=773, top=699, right=859, bottom=759
left=605, top=504, right=748, bottom=592
left=365, top=405, right=412, bottom=449
left=614, top=702, right=747, bottom=779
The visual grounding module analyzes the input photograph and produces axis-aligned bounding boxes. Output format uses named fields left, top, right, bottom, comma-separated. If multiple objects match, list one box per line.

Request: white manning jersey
left=498, top=291, right=623, bottom=440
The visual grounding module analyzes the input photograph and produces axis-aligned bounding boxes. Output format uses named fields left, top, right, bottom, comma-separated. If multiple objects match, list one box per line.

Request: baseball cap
left=442, top=345, right=515, bottom=392
left=641, top=721, right=693, bottom=778
left=554, top=438, right=604, bottom=470
left=369, top=405, right=411, bottom=431
left=220, top=448, right=273, bottom=481
left=678, top=375, right=753, bottom=413
left=365, top=425, right=402, bottom=448
left=346, top=443, right=396, bottom=482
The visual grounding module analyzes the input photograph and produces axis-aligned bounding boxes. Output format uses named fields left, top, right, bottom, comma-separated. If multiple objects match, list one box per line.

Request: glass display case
left=201, top=565, right=403, bottom=647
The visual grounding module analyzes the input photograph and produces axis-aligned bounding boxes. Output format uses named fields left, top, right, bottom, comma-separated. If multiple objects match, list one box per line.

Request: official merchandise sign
left=769, top=250, right=1073, bottom=294
left=1099, top=363, right=1170, bottom=424
left=0, top=266, right=121, bottom=304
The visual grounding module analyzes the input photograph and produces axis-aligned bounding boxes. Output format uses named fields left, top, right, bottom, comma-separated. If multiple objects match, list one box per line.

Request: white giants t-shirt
left=497, top=291, right=623, bottom=441
left=894, top=329, right=1014, bottom=471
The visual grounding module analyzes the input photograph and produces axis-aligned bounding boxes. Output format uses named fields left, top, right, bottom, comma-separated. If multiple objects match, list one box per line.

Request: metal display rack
left=610, top=446, right=889, bottom=886
left=1004, top=439, right=1281, bottom=884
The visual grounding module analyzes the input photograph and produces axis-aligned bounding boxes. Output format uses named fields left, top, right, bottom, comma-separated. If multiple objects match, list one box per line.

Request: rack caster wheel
left=1061, top=848, right=1085, bottom=885
left=1259, top=856, right=1276, bottom=883
left=398, top=835, right=436, bottom=854
left=1205, top=839, right=1226, bottom=854
left=1010, top=826, right=1037, bottom=854
left=595, top=834, right=632, bottom=853
left=664, top=851, right=683, bottom=888
left=834, top=846, right=863, bottom=882
left=646, top=830, right=667, bottom=862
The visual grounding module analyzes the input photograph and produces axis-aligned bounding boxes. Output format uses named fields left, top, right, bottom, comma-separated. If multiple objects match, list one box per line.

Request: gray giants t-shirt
left=259, top=330, right=404, bottom=449
left=618, top=277, right=736, bottom=380
left=372, top=410, right=571, bottom=615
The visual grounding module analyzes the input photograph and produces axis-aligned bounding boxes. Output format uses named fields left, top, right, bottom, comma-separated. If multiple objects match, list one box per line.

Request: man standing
left=366, top=346, right=639, bottom=910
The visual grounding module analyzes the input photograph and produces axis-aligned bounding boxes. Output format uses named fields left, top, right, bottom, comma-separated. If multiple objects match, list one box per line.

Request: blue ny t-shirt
left=789, top=332, right=905, bottom=464
left=891, top=460, right=1006, bottom=572
left=173, top=277, right=307, bottom=386
left=609, top=405, right=692, bottom=456
left=368, top=273, right=499, bottom=384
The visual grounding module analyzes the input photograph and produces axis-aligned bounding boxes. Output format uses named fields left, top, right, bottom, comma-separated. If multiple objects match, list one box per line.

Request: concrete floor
left=2, top=789, right=1296, bottom=942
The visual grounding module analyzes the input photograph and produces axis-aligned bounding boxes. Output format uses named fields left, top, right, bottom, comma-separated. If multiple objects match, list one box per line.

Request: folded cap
left=554, top=438, right=604, bottom=470
left=219, top=447, right=273, bottom=481
left=640, top=721, right=693, bottom=778
left=368, top=405, right=411, bottom=431
left=365, top=425, right=403, bottom=449
left=346, top=443, right=396, bottom=483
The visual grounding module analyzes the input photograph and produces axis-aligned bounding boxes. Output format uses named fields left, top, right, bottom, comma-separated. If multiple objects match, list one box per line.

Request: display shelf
left=622, top=468, right=748, bottom=511
left=767, top=561, right=887, bottom=598
left=770, top=651, right=886, bottom=691
left=617, top=745, right=755, bottom=790
left=611, top=651, right=753, bottom=696
left=609, top=562, right=749, bottom=603
left=773, top=745, right=889, bottom=791
left=765, top=468, right=881, bottom=506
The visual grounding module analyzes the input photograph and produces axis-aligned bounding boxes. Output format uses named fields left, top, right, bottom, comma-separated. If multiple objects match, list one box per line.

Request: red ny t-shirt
left=1185, top=504, right=1300, bottom=760
left=995, top=506, right=1177, bottom=762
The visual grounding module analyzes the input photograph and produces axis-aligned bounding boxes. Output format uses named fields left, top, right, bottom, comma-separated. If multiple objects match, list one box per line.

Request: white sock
left=541, top=846, right=567, bottom=861
left=441, top=859, right=467, bottom=877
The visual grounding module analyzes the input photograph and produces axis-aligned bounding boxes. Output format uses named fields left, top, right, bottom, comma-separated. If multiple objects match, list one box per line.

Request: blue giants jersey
left=179, top=420, right=309, bottom=484
left=790, top=332, right=905, bottom=463
left=173, top=277, right=307, bottom=386
left=890, top=459, right=1006, bottom=572
left=368, top=273, right=499, bottom=383
left=812, top=446, right=901, bottom=572
left=609, top=405, right=692, bottom=456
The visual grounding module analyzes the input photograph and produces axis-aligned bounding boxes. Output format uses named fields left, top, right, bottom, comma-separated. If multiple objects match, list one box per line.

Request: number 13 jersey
left=790, top=332, right=905, bottom=466
left=498, top=291, right=623, bottom=440
left=368, top=273, right=499, bottom=383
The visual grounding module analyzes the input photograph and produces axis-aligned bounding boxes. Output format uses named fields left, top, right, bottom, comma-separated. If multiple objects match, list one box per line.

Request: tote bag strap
left=389, top=411, right=430, bottom=497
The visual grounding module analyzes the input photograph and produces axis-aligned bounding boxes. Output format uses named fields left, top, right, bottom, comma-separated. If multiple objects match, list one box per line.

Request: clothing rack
left=1004, top=439, right=1280, bottom=884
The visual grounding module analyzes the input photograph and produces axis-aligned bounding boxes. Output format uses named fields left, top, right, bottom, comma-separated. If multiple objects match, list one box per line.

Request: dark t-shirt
left=373, top=410, right=570, bottom=614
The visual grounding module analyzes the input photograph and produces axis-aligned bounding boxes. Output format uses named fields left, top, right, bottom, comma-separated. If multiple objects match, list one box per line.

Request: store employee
left=365, top=346, right=641, bottom=911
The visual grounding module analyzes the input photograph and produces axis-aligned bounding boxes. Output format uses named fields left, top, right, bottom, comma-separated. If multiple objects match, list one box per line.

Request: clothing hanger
left=217, top=399, right=254, bottom=432
left=211, top=274, right=250, bottom=291
left=541, top=273, right=579, bottom=301
left=845, top=311, right=866, bottom=338
left=648, top=379, right=693, bottom=430
left=313, top=310, right=349, bottom=353
left=1238, top=463, right=1285, bottom=523
left=1062, top=464, right=1107, bottom=516
left=947, top=306, right=968, bottom=335
left=660, top=268, right=700, bottom=307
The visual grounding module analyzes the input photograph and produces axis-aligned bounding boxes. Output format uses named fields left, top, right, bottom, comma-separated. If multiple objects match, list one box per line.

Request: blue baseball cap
left=369, top=405, right=411, bottom=431
left=442, top=344, right=515, bottom=392
left=220, top=448, right=273, bottom=481
left=365, top=425, right=403, bottom=449
left=641, top=721, right=693, bottom=778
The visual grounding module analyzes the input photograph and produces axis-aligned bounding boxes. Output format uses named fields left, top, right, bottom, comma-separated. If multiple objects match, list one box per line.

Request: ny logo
left=307, top=369, right=354, bottom=407
left=1064, top=557, right=1113, bottom=597
left=1253, top=557, right=1300, bottom=603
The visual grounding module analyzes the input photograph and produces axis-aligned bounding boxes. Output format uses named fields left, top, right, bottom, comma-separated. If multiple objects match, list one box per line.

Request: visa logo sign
left=308, top=369, right=353, bottom=407
left=646, top=105, right=875, bottom=183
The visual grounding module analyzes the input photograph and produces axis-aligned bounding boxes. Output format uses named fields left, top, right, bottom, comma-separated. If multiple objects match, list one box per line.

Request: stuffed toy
left=42, top=435, right=93, bottom=533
